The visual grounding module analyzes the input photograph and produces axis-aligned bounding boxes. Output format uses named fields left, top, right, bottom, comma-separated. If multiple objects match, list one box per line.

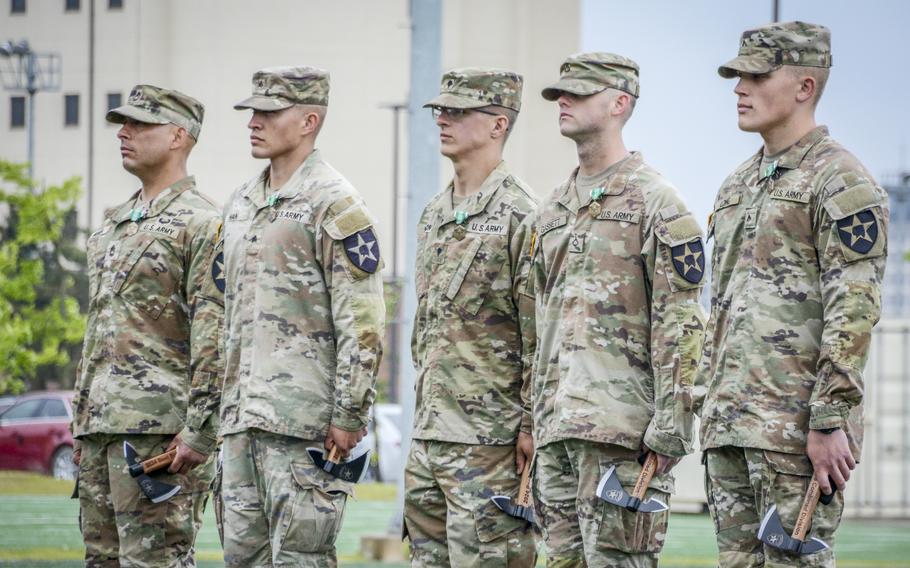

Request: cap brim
left=718, top=55, right=778, bottom=78
left=233, top=95, right=296, bottom=111
left=541, top=79, right=607, bottom=101
left=422, top=93, right=490, bottom=110
left=105, top=105, right=169, bottom=125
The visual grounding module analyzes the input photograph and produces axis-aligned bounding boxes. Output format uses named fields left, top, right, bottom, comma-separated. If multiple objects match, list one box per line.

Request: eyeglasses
left=430, top=106, right=501, bottom=120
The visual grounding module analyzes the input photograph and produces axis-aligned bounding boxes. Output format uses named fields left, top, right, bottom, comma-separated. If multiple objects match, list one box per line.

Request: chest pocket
left=115, top=237, right=182, bottom=320
left=445, top=237, right=507, bottom=317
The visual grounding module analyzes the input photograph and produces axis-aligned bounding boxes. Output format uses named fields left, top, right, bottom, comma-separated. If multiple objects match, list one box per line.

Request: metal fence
left=672, top=320, right=910, bottom=519
left=848, top=320, right=910, bottom=517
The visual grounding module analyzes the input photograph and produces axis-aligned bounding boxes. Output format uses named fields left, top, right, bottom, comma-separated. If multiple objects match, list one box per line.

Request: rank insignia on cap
left=671, top=239, right=705, bottom=284
left=837, top=210, right=878, bottom=254
left=343, top=228, right=380, bottom=273
left=211, top=251, right=226, bottom=293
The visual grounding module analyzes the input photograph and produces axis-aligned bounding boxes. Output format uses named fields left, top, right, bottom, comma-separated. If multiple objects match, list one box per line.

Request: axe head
left=122, top=442, right=181, bottom=504
left=491, top=495, right=537, bottom=527
left=758, top=505, right=829, bottom=555
left=306, top=447, right=371, bottom=483
left=595, top=466, right=668, bottom=513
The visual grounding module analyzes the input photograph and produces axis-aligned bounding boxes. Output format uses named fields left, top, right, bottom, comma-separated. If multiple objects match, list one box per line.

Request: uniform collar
left=557, top=151, right=644, bottom=213
left=439, top=160, right=511, bottom=226
left=109, top=175, right=195, bottom=223
left=757, top=126, right=829, bottom=181
left=244, top=149, right=323, bottom=209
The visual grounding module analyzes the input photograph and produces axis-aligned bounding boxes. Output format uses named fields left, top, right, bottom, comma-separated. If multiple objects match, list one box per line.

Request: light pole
left=380, top=102, right=407, bottom=403
left=0, top=40, right=62, bottom=182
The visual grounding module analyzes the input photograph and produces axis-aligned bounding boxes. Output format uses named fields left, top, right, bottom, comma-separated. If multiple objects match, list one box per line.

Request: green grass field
left=1, top=472, right=908, bottom=567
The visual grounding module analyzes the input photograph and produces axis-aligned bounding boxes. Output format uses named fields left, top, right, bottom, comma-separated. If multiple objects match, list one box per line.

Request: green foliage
left=0, top=160, right=86, bottom=394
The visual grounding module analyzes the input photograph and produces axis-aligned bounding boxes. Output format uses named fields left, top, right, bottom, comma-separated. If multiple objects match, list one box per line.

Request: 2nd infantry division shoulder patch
left=211, top=251, right=226, bottom=293
left=671, top=239, right=705, bottom=284
left=836, top=210, right=878, bottom=254
left=343, top=227, right=380, bottom=274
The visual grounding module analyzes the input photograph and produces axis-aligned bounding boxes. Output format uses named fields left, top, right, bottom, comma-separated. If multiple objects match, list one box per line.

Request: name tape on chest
left=538, top=215, right=568, bottom=236
left=597, top=209, right=640, bottom=223
left=466, top=221, right=507, bottom=236
left=139, top=222, right=178, bottom=239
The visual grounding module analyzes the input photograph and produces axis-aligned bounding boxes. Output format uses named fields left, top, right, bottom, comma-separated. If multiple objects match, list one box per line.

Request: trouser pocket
left=473, top=498, right=532, bottom=567
left=278, top=460, right=353, bottom=554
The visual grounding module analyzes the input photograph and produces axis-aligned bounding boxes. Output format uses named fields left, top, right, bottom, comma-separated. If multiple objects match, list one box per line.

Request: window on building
left=64, top=94, right=79, bottom=126
left=10, top=96, right=25, bottom=128
left=106, top=92, right=122, bottom=112
left=11, top=0, right=26, bottom=14
left=65, top=0, right=80, bottom=11
left=108, top=0, right=122, bottom=9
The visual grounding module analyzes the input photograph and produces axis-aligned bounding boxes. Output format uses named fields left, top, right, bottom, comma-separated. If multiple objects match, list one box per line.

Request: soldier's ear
left=169, top=125, right=190, bottom=151
left=491, top=115, right=509, bottom=140
left=795, top=74, right=817, bottom=105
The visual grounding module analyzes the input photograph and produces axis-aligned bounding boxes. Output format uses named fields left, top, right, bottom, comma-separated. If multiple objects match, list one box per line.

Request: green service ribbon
left=454, top=210, right=468, bottom=225
left=590, top=186, right=605, bottom=201
left=267, top=192, right=280, bottom=207
left=763, top=160, right=778, bottom=179
left=129, top=208, right=145, bottom=222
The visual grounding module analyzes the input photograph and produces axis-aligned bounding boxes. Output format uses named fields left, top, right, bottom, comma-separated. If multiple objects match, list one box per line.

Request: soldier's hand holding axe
left=166, top=434, right=208, bottom=475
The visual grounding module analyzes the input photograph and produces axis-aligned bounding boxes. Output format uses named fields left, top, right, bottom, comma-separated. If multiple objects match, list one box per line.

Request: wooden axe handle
left=141, top=449, right=177, bottom=474
left=516, top=462, right=533, bottom=507
left=792, top=478, right=822, bottom=541
left=631, top=452, right=658, bottom=502
left=327, top=446, right=340, bottom=464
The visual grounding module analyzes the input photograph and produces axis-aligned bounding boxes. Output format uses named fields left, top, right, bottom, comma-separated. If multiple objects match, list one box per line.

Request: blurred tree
left=0, top=160, right=86, bottom=394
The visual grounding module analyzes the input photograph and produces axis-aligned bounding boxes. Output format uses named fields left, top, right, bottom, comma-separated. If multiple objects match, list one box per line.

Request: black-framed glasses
left=430, top=106, right=500, bottom=120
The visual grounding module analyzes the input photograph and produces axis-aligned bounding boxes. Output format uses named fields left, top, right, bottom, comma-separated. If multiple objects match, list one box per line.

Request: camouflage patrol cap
left=234, top=66, right=330, bottom=111
left=718, top=21, right=832, bottom=78
left=422, top=68, right=523, bottom=112
left=106, top=84, right=204, bottom=140
left=542, top=52, right=640, bottom=100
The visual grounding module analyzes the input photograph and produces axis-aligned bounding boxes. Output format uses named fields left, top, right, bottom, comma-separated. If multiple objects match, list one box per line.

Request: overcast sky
left=580, top=0, right=909, bottom=225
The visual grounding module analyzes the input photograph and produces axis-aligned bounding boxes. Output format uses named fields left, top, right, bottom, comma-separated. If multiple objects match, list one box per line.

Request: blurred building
left=0, top=0, right=580, bottom=269
left=883, top=172, right=910, bottom=317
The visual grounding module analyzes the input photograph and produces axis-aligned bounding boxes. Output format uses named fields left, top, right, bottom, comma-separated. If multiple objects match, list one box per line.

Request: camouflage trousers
left=534, top=439, right=673, bottom=568
left=403, top=440, right=537, bottom=567
left=77, top=433, right=213, bottom=568
left=220, top=429, right=353, bottom=567
left=704, top=446, right=844, bottom=567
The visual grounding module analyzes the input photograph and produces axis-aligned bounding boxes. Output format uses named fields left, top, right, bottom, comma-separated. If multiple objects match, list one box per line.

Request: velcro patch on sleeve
left=657, top=214, right=703, bottom=247
left=823, top=183, right=882, bottom=220
left=324, top=202, right=373, bottom=240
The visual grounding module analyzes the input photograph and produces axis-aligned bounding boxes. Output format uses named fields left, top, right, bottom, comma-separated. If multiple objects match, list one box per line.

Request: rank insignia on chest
left=569, top=232, right=587, bottom=254
left=836, top=210, right=878, bottom=254
left=211, top=251, right=226, bottom=293
left=343, top=228, right=380, bottom=273
left=670, top=239, right=705, bottom=284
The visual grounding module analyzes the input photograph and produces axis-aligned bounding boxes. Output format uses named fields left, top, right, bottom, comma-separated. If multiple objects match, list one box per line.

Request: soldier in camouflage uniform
left=527, top=53, right=706, bottom=567
left=404, top=68, right=538, bottom=567
left=698, top=22, right=889, bottom=567
left=71, top=85, right=223, bottom=567
left=219, top=67, right=385, bottom=567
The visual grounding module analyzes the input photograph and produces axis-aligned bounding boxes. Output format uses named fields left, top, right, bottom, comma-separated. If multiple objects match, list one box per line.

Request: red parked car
left=0, top=390, right=76, bottom=479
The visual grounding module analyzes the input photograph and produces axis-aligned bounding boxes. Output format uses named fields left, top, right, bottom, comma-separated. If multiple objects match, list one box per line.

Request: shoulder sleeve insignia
left=343, top=227, right=380, bottom=274
left=211, top=251, right=226, bottom=293
left=836, top=210, right=878, bottom=254
left=670, top=239, right=705, bottom=284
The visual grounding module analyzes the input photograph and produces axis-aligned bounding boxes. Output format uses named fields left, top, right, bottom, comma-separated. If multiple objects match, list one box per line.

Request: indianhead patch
left=671, top=239, right=705, bottom=284
left=211, top=251, right=226, bottom=293
left=836, top=210, right=878, bottom=254
left=343, top=228, right=380, bottom=274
